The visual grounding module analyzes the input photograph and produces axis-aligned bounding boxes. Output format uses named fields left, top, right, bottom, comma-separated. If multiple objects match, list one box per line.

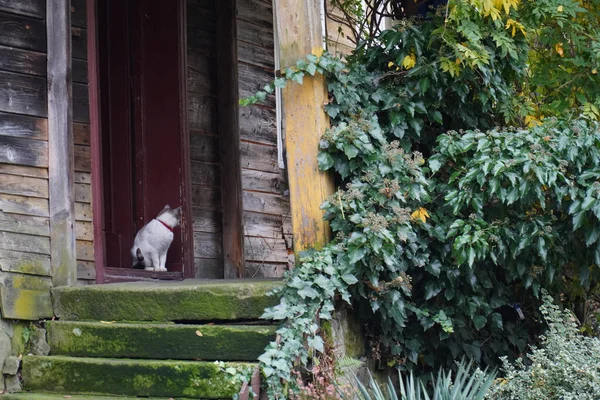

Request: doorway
left=94, top=0, right=192, bottom=281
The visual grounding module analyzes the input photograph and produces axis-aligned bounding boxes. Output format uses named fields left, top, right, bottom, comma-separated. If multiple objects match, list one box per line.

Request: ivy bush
left=246, top=0, right=600, bottom=398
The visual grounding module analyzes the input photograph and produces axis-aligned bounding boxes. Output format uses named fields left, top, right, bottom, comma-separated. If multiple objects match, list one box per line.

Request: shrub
left=487, top=291, right=600, bottom=400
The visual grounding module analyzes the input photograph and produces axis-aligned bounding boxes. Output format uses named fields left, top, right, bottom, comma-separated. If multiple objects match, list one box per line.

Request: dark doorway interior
left=97, top=0, right=191, bottom=279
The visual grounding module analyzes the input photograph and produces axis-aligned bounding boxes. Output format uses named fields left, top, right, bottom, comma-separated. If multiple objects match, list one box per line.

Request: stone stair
left=15, top=279, right=281, bottom=399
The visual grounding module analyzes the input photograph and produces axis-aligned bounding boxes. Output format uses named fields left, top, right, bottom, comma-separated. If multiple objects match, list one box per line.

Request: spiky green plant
left=353, top=361, right=496, bottom=400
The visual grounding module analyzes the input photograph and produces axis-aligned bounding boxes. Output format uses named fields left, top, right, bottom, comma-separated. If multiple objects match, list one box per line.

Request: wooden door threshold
left=103, top=267, right=183, bottom=283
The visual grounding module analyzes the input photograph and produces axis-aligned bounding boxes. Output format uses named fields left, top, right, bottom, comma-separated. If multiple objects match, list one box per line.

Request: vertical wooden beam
left=87, top=0, right=106, bottom=283
left=275, top=0, right=335, bottom=252
left=48, top=0, right=76, bottom=287
left=216, top=0, right=245, bottom=278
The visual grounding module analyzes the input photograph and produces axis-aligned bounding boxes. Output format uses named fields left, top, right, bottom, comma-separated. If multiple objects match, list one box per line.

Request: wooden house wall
left=325, top=0, right=355, bottom=56
left=0, top=0, right=93, bottom=301
left=237, top=0, right=293, bottom=278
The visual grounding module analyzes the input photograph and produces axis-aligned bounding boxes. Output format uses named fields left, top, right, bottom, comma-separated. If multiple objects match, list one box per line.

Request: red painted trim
left=87, top=0, right=106, bottom=284
left=179, top=0, right=194, bottom=279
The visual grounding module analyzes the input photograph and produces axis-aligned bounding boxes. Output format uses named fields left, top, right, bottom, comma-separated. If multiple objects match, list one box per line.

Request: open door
left=96, top=0, right=192, bottom=281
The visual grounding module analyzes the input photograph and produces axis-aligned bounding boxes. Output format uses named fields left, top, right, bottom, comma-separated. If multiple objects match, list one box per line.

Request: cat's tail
left=133, top=248, right=145, bottom=269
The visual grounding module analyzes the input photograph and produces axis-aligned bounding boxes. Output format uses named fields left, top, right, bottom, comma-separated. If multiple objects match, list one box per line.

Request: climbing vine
left=244, top=0, right=600, bottom=398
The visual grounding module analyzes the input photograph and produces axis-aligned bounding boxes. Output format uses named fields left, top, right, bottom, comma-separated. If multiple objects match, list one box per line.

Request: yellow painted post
left=275, top=0, right=335, bottom=252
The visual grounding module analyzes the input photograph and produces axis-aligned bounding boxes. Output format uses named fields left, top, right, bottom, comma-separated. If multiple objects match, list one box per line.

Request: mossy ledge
left=47, top=321, right=276, bottom=361
left=2, top=394, right=171, bottom=400
left=51, top=279, right=282, bottom=321
left=22, top=355, right=255, bottom=398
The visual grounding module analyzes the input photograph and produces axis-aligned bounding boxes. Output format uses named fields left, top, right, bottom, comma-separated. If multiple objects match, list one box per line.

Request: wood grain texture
left=190, top=161, right=220, bottom=187
left=76, top=239, right=94, bottom=262
left=241, top=141, right=279, bottom=173
left=48, top=0, right=76, bottom=287
left=238, top=0, right=273, bottom=28
left=238, top=20, right=275, bottom=48
left=0, top=174, right=48, bottom=198
left=239, top=105, right=277, bottom=145
left=0, top=112, right=48, bottom=140
left=238, top=62, right=275, bottom=108
left=0, top=163, right=47, bottom=179
left=193, top=257, right=223, bottom=278
left=0, top=135, right=48, bottom=167
left=276, top=0, right=334, bottom=252
left=243, top=190, right=290, bottom=215
left=190, top=132, right=219, bottom=163
left=0, top=0, right=45, bottom=18
left=188, top=93, right=217, bottom=133
left=0, top=44, right=46, bottom=77
left=238, top=41, right=275, bottom=70
left=193, top=232, right=223, bottom=258
left=0, top=211, right=49, bottom=236
left=244, top=236, right=289, bottom=263
left=0, top=193, right=48, bottom=217
left=191, top=185, right=221, bottom=210
left=0, top=71, right=47, bottom=117
left=242, top=168, right=287, bottom=194
left=0, top=231, right=50, bottom=255
left=0, top=249, right=51, bottom=276
left=217, top=0, right=245, bottom=278
left=77, top=260, right=95, bottom=280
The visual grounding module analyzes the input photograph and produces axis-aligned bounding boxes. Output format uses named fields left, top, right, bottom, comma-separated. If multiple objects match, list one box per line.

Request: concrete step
left=52, top=279, right=282, bottom=322
left=22, top=355, right=255, bottom=398
left=2, top=394, right=173, bottom=399
left=47, top=320, right=276, bottom=361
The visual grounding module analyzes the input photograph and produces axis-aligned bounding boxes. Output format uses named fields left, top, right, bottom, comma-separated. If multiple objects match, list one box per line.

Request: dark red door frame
left=86, top=0, right=194, bottom=283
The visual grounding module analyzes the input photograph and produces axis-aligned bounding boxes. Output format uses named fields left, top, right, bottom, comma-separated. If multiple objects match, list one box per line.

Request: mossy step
left=47, top=320, right=276, bottom=361
left=2, top=394, right=173, bottom=399
left=52, top=279, right=282, bottom=321
left=22, top=355, right=255, bottom=398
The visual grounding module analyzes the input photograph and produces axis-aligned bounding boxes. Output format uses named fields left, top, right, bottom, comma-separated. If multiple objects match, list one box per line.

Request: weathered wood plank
left=75, top=183, right=91, bottom=203
left=192, top=207, right=222, bottom=233
left=77, top=260, right=95, bottom=280
left=73, top=58, right=88, bottom=84
left=193, top=232, right=223, bottom=258
left=242, top=168, right=287, bottom=194
left=244, top=236, right=289, bottom=263
left=240, top=105, right=277, bottom=145
left=0, top=135, right=48, bottom=167
left=0, top=0, right=45, bottom=18
left=238, top=20, right=275, bottom=49
left=244, top=210, right=291, bottom=238
left=238, top=41, right=275, bottom=71
left=243, top=190, right=290, bottom=215
left=0, top=71, right=47, bottom=117
left=190, top=132, right=219, bottom=163
left=187, top=3, right=216, bottom=30
left=0, top=287, right=53, bottom=320
left=74, top=122, right=90, bottom=145
left=74, top=144, right=91, bottom=172
left=71, top=26, right=87, bottom=60
left=0, top=44, right=45, bottom=77
left=190, top=161, right=220, bottom=187
left=0, top=193, right=48, bottom=217
left=0, top=11, right=47, bottom=52
left=0, top=231, right=50, bottom=255
left=218, top=0, right=244, bottom=278
left=0, top=249, right=51, bottom=276
left=71, top=0, right=87, bottom=28
left=0, top=270, right=51, bottom=289
left=74, top=171, right=91, bottom=184
left=76, top=240, right=94, bottom=262
left=0, top=211, right=49, bottom=236
left=0, top=174, right=48, bottom=198
left=48, top=0, right=76, bottom=287
left=191, top=185, right=221, bottom=210
left=187, top=67, right=217, bottom=96
left=246, top=261, right=287, bottom=278
left=75, top=201, right=92, bottom=221
left=240, top=141, right=279, bottom=173
left=73, top=82, right=89, bottom=123
left=237, top=0, right=273, bottom=28
left=238, top=62, right=275, bottom=108
left=188, top=93, right=217, bottom=133
left=75, top=220, right=93, bottom=241
left=277, top=0, right=334, bottom=252
left=193, top=257, right=223, bottom=279
left=0, top=163, right=47, bottom=179
left=0, top=112, right=47, bottom=140
left=188, top=0, right=216, bottom=12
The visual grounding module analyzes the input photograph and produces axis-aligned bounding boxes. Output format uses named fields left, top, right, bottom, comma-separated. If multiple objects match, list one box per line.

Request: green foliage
left=487, top=291, right=600, bottom=400
left=353, top=360, right=495, bottom=400
left=245, top=1, right=600, bottom=397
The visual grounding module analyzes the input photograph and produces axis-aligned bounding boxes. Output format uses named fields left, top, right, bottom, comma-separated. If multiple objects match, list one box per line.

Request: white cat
left=131, top=205, right=181, bottom=272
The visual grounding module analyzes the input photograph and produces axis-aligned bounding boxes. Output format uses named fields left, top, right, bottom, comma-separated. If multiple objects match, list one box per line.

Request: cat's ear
left=162, top=204, right=171, bottom=210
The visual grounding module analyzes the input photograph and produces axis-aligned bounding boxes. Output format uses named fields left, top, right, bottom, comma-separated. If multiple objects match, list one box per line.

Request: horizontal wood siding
left=0, top=1, right=93, bottom=291
left=325, top=0, right=355, bottom=56
left=237, top=0, right=293, bottom=278
left=187, top=0, right=223, bottom=278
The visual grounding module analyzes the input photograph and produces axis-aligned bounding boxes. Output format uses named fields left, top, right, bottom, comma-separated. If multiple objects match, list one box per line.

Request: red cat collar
left=155, top=219, right=174, bottom=232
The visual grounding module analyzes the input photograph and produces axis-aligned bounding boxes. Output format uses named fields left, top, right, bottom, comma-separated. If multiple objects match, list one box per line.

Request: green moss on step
left=47, top=321, right=276, bottom=361
left=3, top=394, right=172, bottom=399
left=22, top=355, right=255, bottom=398
left=52, top=279, right=282, bottom=321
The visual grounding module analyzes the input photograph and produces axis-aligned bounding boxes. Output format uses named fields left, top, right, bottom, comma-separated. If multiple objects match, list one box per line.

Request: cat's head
left=156, top=204, right=182, bottom=228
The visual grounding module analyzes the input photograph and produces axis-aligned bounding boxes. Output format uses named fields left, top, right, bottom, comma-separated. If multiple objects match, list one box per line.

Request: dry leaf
left=195, top=330, right=203, bottom=337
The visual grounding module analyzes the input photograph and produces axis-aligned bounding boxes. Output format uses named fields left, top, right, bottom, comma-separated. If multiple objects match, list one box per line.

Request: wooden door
left=97, top=0, right=191, bottom=280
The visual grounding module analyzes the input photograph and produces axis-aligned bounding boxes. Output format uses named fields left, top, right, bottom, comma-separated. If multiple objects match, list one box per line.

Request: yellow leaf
left=593, top=69, right=597, bottom=74
left=505, top=19, right=526, bottom=37
left=387, top=61, right=394, bottom=68
left=410, top=207, right=430, bottom=223
left=401, top=54, right=417, bottom=69
left=557, top=5, right=564, bottom=12
left=195, top=330, right=203, bottom=337
left=555, top=43, right=564, bottom=57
